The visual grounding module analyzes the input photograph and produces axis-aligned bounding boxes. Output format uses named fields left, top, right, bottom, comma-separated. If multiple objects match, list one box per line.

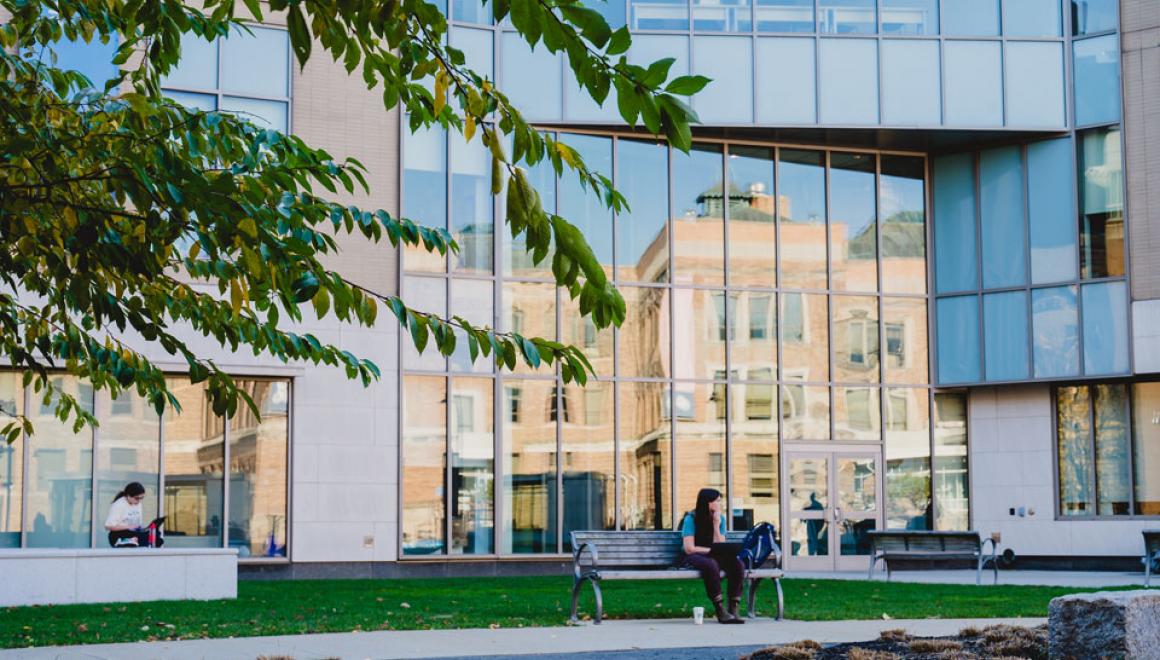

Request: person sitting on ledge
left=679, top=487, right=745, bottom=624
left=105, top=482, right=154, bottom=548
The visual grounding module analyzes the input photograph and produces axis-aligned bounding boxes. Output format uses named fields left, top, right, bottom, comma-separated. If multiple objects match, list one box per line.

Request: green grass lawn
left=0, top=576, right=1112, bottom=649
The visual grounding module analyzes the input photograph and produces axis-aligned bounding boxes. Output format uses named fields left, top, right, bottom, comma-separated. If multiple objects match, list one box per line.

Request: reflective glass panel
left=631, top=0, right=689, bottom=30
left=96, top=392, right=159, bottom=545
left=833, top=295, right=880, bottom=383
left=756, top=0, right=814, bottom=32
left=935, top=296, right=980, bottom=383
left=882, top=0, right=938, bottom=34
left=781, top=293, right=828, bottom=382
left=617, top=139, right=669, bottom=283
left=619, top=286, right=671, bottom=379
left=450, top=130, right=493, bottom=274
left=1072, top=0, right=1117, bottom=35
left=731, top=386, right=778, bottom=531
left=789, top=458, right=829, bottom=557
left=53, top=35, right=119, bottom=92
left=1093, top=384, right=1130, bottom=516
left=933, top=392, right=968, bottom=530
left=452, top=0, right=491, bottom=23
left=1057, top=386, right=1093, bottom=515
left=673, top=144, right=725, bottom=285
left=886, top=388, right=930, bottom=529
left=1081, top=281, right=1129, bottom=375
left=502, top=282, right=555, bottom=376
left=164, top=379, right=224, bottom=548
left=819, top=39, right=879, bottom=124
left=501, top=379, right=557, bottom=554
left=692, top=38, right=752, bottom=123
left=675, top=381, right=726, bottom=517
left=500, top=33, right=561, bottom=121
left=450, top=279, right=494, bottom=373
left=819, top=0, right=875, bottom=33
left=1005, top=42, right=1065, bottom=127
left=694, top=0, right=752, bottom=31
left=162, top=33, right=217, bottom=91
left=673, top=289, right=729, bottom=381
left=164, top=91, right=216, bottom=112
left=883, top=297, right=928, bottom=384
left=562, top=380, right=615, bottom=549
left=0, top=374, right=23, bottom=547
left=450, top=27, right=494, bottom=86
left=834, top=387, right=880, bottom=441
left=559, top=134, right=614, bottom=274
left=941, top=0, right=999, bottom=35
left=756, top=39, right=816, bottom=123
left=727, top=146, right=777, bottom=287
left=585, top=0, right=627, bottom=28
left=830, top=152, right=877, bottom=292
left=1028, top=138, right=1078, bottom=283
left=881, top=40, right=940, bottom=126
left=619, top=381, right=671, bottom=530
left=943, top=41, right=1003, bottom=125
left=933, top=153, right=977, bottom=293
left=221, top=27, right=288, bottom=98
left=228, top=380, right=288, bottom=557
left=1074, top=35, right=1121, bottom=126
left=403, top=124, right=447, bottom=273
left=732, top=292, right=777, bottom=381
left=782, top=385, right=830, bottom=440
left=974, top=148, right=1027, bottom=236
left=402, top=276, right=447, bottom=371
left=450, top=378, right=493, bottom=554
left=983, top=291, right=1030, bottom=382
left=880, top=156, right=927, bottom=294
left=220, top=97, right=288, bottom=131
left=779, top=150, right=827, bottom=289
left=26, top=377, right=93, bottom=548
left=403, top=376, right=446, bottom=555
left=1004, top=0, right=1061, bottom=36
left=562, top=294, right=614, bottom=378
left=1131, top=383, right=1160, bottom=516
left=1032, top=285, right=1080, bottom=378
left=836, top=457, right=877, bottom=555
left=1078, top=126, right=1124, bottom=279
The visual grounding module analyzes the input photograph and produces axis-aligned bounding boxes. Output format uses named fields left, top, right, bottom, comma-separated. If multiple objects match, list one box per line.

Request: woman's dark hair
left=113, top=482, right=146, bottom=503
left=693, top=488, right=721, bottom=548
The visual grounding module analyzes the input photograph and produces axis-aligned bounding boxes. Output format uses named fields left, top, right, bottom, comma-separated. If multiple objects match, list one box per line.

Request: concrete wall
left=969, top=384, right=1153, bottom=558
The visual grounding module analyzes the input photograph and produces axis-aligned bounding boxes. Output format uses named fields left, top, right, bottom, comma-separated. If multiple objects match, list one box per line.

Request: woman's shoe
left=713, top=599, right=745, bottom=624
left=728, top=598, right=742, bottom=619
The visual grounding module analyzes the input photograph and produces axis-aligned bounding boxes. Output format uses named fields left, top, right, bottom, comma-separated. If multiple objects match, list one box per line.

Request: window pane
left=451, top=27, right=493, bottom=80
left=500, top=34, right=561, bottom=121
left=1028, top=138, right=1078, bottom=283
left=756, top=0, right=814, bottom=32
left=881, top=40, right=941, bottom=126
left=819, top=0, right=875, bottom=33
left=451, top=279, right=494, bottom=373
left=562, top=293, right=614, bottom=375
left=880, top=156, right=927, bottom=294
left=619, top=286, right=671, bottom=378
left=983, top=291, right=1030, bottom=381
left=692, top=38, right=752, bottom=122
left=1005, top=42, right=1065, bottom=127
left=733, top=293, right=777, bottom=379
left=941, top=0, right=999, bottom=35
left=788, top=458, right=829, bottom=556
left=164, top=91, right=216, bottom=112
left=936, top=296, right=980, bottom=383
left=781, top=293, right=828, bottom=382
left=886, top=388, right=931, bottom=529
left=933, top=153, right=978, bottom=293
left=1032, top=285, right=1080, bottom=378
left=782, top=384, right=830, bottom=441
left=1057, top=386, right=1093, bottom=516
left=164, top=379, right=224, bottom=548
left=1072, top=0, right=1117, bottom=35
left=403, top=124, right=447, bottom=273
left=673, top=144, right=725, bottom=285
left=620, top=381, right=670, bottom=529
left=501, top=379, right=556, bottom=554
left=403, top=376, right=446, bottom=555
left=733, top=387, right=778, bottom=530
left=835, top=387, right=880, bottom=441
left=1093, top=384, right=1130, bottom=516
left=559, top=134, right=613, bottom=273
left=96, top=392, right=159, bottom=546
left=674, top=289, right=730, bottom=380
left=450, top=130, right=493, bottom=274
left=52, top=36, right=119, bottom=91
left=0, top=374, right=23, bottom=547
left=833, top=295, right=879, bottom=383
left=452, top=0, right=492, bottom=23
left=502, top=282, right=556, bottom=376
left=779, top=150, right=827, bottom=289
left=617, top=139, right=669, bottom=283
left=882, top=0, right=938, bottom=34
left=676, top=382, right=726, bottom=517
left=756, top=39, right=815, bottom=123
left=1132, top=382, right=1160, bottom=516
left=27, top=377, right=93, bottom=548
left=819, top=39, right=879, bottom=124
left=943, top=41, right=1003, bottom=125
left=402, top=276, right=447, bottom=371
left=585, top=0, right=627, bottom=28
left=504, top=151, right=556, bottom=278
left=728, top=146, right=777, bottom=287
left=221, top=27, right=288, bottom=98
left=979, top=131, right=1030, bottom=214
left=1079, top=127, right=1124, bottom=278
left=830, top=152, right=877, bottom=292
left=161, top=33, right=218, bottom=90
left=631, top=0, right=689, bottom=29
left=1004, top=0, right=1061, bottom=36
left=450, top=378, right=493, bottom=554
left=883, top=297, right=928, bottom=384
left=933, top=392, right=968, bottom=530
left=694, top=0, right=752, bottom=31
left=562, top=380, right=614, bottom=549
left=1082, top=281, right=1129, bottom=375
left=227, top=380, right=288, bottom=557
left=220, top=97, right=288, bottom=132
left=1074, top=35, right=1121, bottom=126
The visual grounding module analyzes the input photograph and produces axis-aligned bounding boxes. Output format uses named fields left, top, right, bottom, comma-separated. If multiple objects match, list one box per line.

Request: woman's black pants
left=683, top=549, right=744, bottom=601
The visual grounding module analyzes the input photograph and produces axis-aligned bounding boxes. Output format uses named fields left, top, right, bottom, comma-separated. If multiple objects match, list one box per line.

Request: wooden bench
left=867, top=530, right=998, bottom=585
left=1144, top=530, right=1160, bottom=587
left=570, top=530, right=785, bottom=624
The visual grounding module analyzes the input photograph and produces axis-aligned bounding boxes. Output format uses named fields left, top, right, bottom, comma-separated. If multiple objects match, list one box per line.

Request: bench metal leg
left=885, top=560, right=892, bottom=582
left=570, top=577, right=584, bottom=622
left=1146, top=555, right=1153, bottom=588
left=746, top=578, right=760, bottom=619
left=591, top=579, right=604, bottom=624
left=868, top=556, right=876, bottom=580
left=774, top=577, right=784, bottom=621
left=570, top=575, right=604, bottom=624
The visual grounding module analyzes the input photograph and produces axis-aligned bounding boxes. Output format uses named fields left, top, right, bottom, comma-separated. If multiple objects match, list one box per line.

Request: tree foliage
left=0, top=0, right=710, bottom=442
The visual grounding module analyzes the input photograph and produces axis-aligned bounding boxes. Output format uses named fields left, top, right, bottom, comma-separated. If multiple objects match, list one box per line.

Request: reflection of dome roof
left=696, top=180, right=744, bottom=201
left=847, top=212, right=926, bottom=259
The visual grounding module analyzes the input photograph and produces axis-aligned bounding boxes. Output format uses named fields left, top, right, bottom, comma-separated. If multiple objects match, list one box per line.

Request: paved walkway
left=802, top=568, right=1149, bottom=588
left=0, top=617, right=1047, bottom=660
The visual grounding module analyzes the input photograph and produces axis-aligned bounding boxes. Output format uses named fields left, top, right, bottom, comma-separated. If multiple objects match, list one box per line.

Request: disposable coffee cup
left=693, top=606, right=705, bottom=625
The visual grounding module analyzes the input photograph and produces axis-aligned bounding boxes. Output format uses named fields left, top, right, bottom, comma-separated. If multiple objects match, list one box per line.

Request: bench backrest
left=867, top=531, right=982, bottom=555
left=570, top=529, right=776, bottom=569
left=1145, top=530, right=1160, bottom=554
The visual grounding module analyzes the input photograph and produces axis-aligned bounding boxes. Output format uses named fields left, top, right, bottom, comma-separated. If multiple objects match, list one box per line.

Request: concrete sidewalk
left=0, top=617, right=1047, bottom=660
left=800, top=569, right=1149, bottom=588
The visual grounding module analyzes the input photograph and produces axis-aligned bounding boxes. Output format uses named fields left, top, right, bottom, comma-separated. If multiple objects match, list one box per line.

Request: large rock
left=1048, top=590, right=1160, bottom=659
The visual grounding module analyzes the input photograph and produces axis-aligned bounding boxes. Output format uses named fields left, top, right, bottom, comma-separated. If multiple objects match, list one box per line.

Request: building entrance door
left=783, top=450, right=881, bottom=571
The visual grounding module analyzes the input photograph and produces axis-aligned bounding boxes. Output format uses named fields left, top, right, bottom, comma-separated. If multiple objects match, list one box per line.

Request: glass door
left=784, top=451, right=881, bottom=570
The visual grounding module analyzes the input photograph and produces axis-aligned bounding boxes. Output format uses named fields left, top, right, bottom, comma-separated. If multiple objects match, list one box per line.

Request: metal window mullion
left=722, top=144, right=734, bottom=529
left=444, top=375, right=453, bottom=555
left=1088, top=384, right=1097, bottom=515
left=554, top=287, right=564, bottom=553
left=20, top=384, right=29, bottom=549
left=90, top=393, right=99, bottom=549
left=158, top=403, right=166, bottom=522
left=222, top=400, right=231, bottom=550
left=825, top=150, right=835, bottom=440
left=928, top=388, right=937, bottom=530
left=973, top=152, right=986, bottom=382
left=1125, top=383, right=1138, bottom=516
left=668, top=141, right=677, bottom=530
left=1022, top=144, right=1035, bottom=379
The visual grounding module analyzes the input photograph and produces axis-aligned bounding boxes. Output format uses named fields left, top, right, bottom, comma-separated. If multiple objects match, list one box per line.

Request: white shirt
left=105, top=497, right=143, bottom=530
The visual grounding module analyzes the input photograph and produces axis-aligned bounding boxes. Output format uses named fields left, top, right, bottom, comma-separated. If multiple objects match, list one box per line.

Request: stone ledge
left=1048, top=590, right=1160, bottom=659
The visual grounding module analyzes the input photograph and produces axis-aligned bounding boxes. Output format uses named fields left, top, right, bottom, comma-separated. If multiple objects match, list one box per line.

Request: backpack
left=737, top=522, right=778, bottom=569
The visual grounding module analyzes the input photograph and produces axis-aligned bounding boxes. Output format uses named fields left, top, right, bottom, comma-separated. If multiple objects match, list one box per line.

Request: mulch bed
left=742, top=624, right=1048, bottom=660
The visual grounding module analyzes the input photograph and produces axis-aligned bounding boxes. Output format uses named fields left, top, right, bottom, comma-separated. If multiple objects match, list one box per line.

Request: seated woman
left=679, top=488, right=745, bottom=624
left=105, top=482, right=150, bottom=548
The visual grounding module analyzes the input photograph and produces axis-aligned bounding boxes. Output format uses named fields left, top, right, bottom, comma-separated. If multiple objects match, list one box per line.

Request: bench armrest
left=573, top=541, right=599, bottom=580
left=980, top=537, right=998, bottom=565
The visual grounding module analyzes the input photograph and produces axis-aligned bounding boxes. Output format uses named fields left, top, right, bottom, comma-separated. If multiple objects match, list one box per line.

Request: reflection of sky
left=618, top=140, right=668, bottom=269
left=779, top=158, right=824, bottom=223
left=559, top=134, right=613, bottom=264
left=829, top=165, right=875, bottom=237
left=672, top=145, right=722, bottom=219
left=880, top=174, right=924, bottom=220
left=729, top=152, right=774, bottom=202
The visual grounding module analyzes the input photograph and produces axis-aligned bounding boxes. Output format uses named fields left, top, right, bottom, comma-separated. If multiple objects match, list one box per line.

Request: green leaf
left=312, top=288, right=331, bottom=319
left=607, top=27, right=631, bottom=56
left=664, top=75, right=712, bottom=96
